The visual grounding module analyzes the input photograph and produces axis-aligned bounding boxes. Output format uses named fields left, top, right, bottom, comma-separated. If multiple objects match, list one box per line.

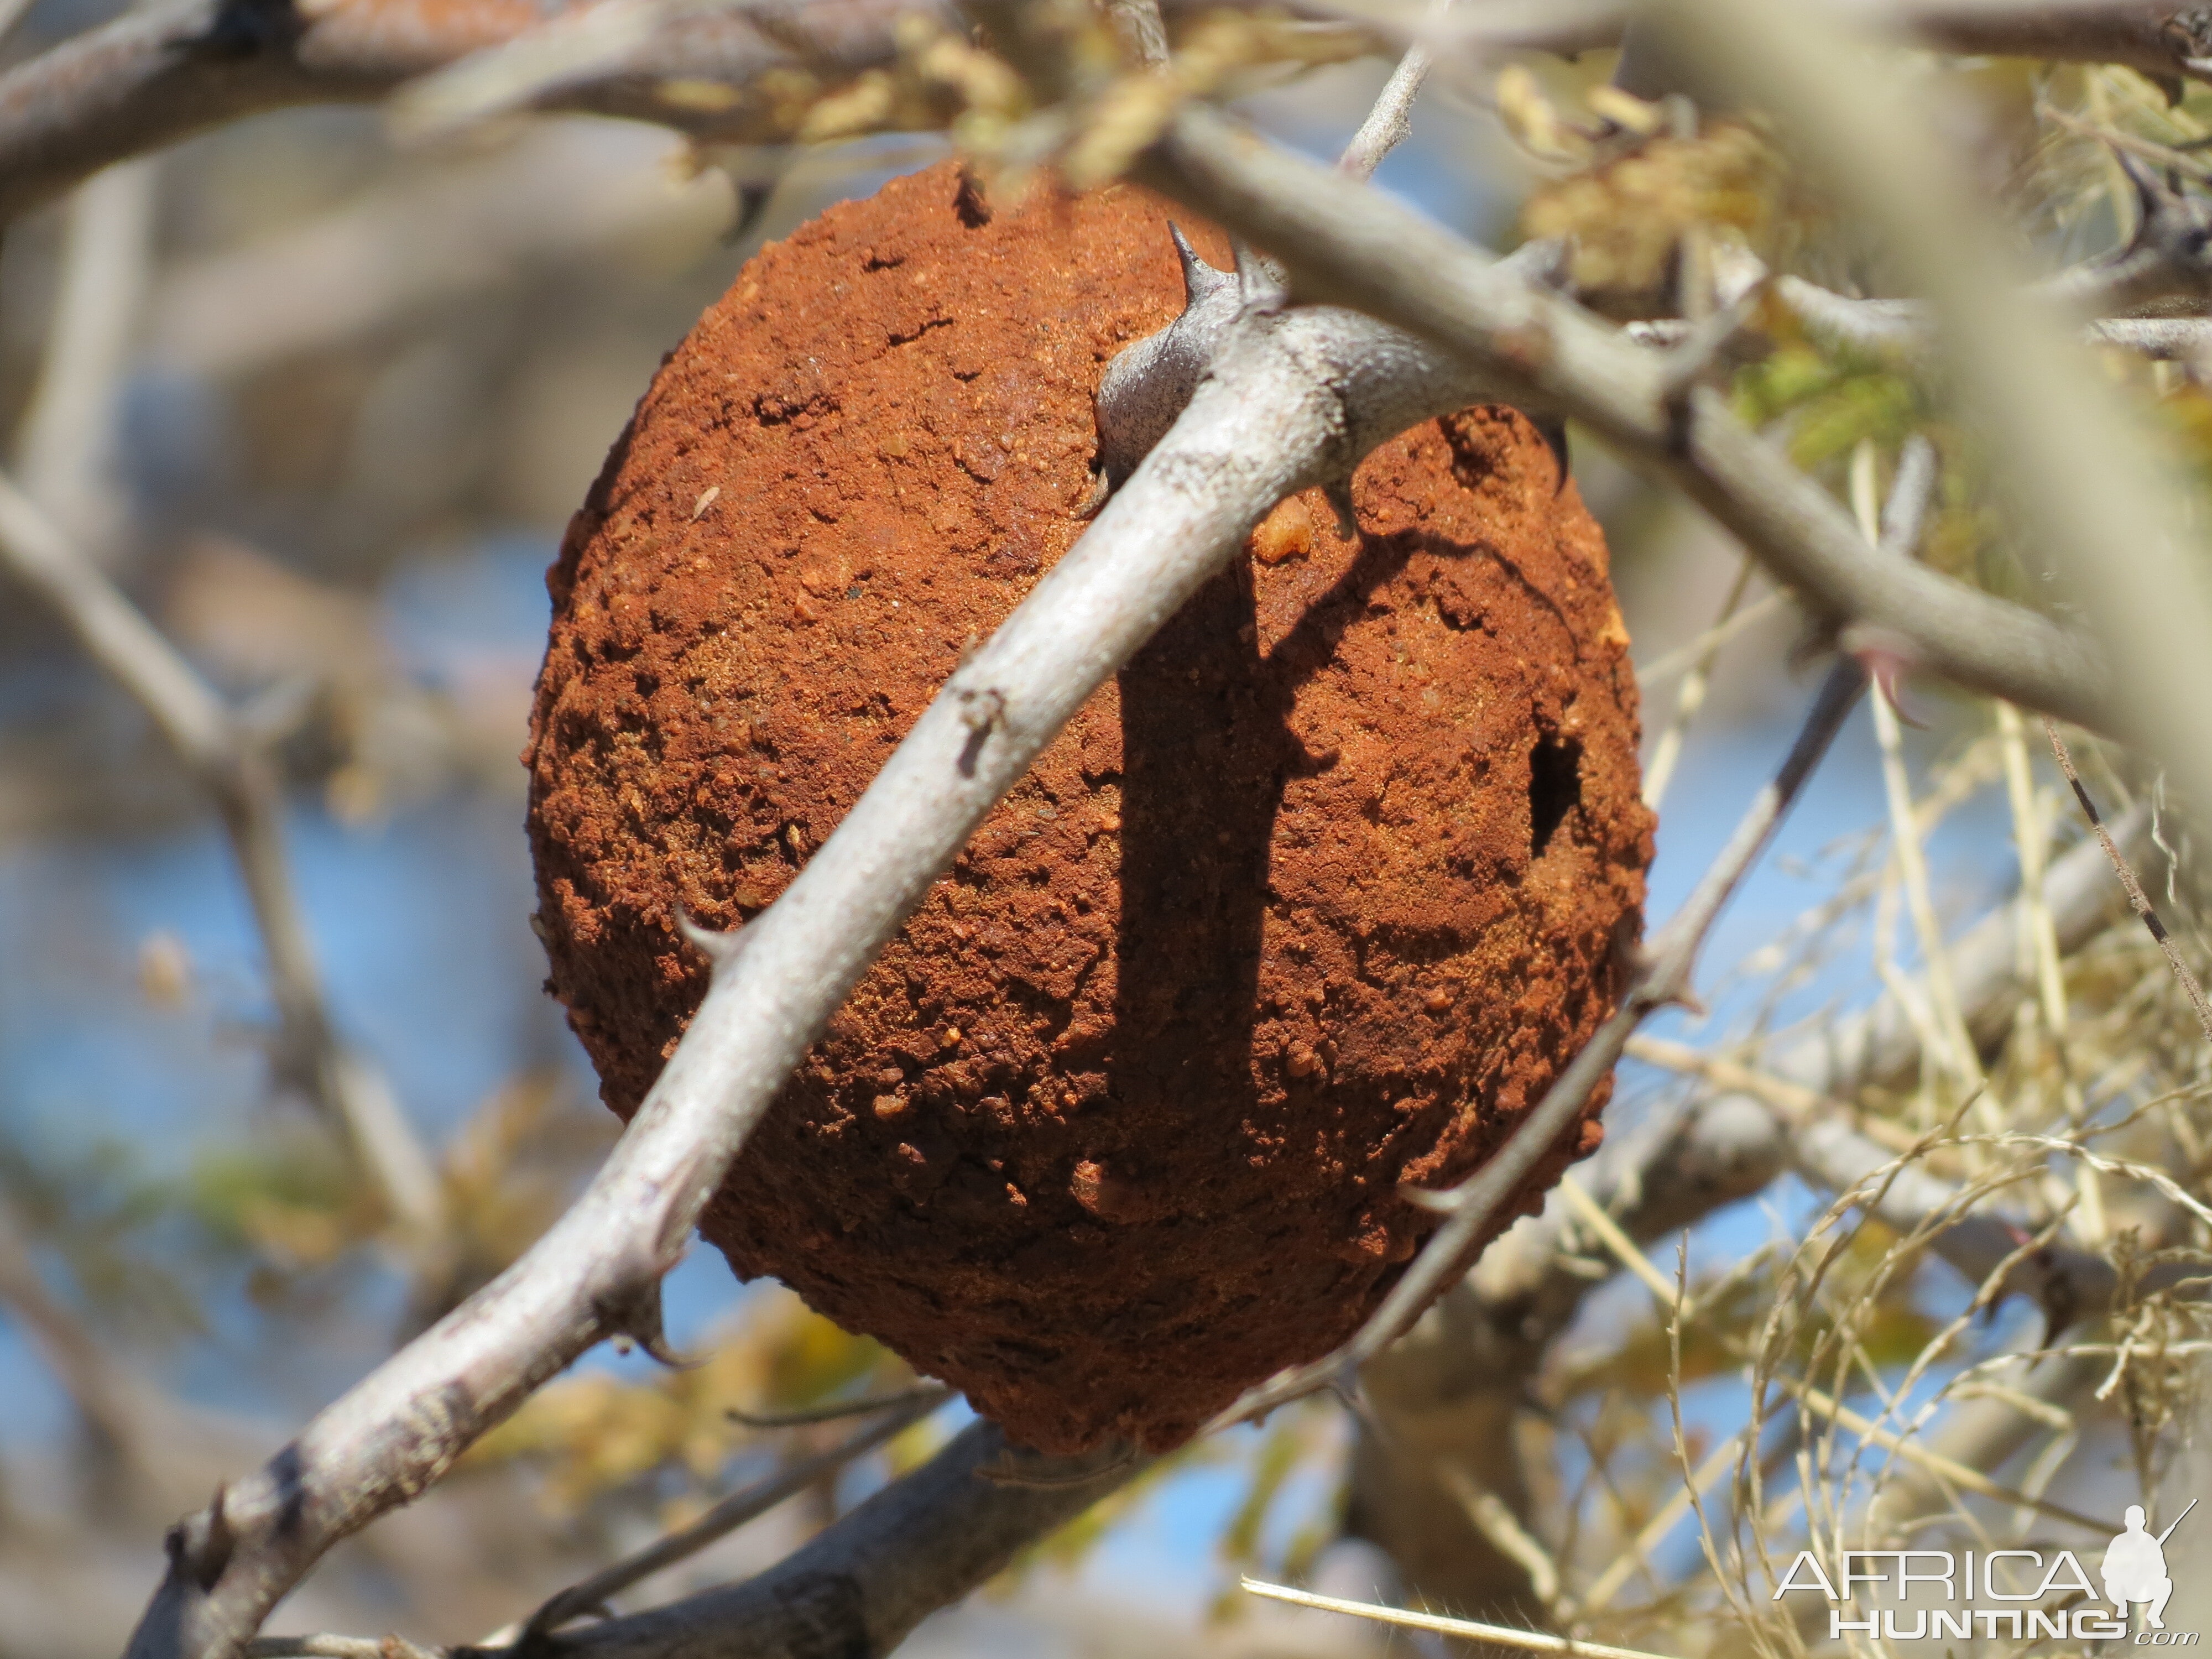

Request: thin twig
left=1212, top=660, right=1867, bottom=1430
left=2000, top=697, right=2106, bottom=1237
left=1437, top=1462, right=1567, bottom=1611
left=725, top=1383, right=951, bottom=1428
left=1770, top=1375, right=2107, bottom=1532
left=1647, top=0, right=2212, bottom=857
left=1636, top=591, right=1786, bottom=688
left=1336, top=0, right=1444, bottom=183
left=13, top=156, right=158, bottom=562
left=523, top=1386, right=948, bottom=1638
left=1624, top=1035, right=1920, bottom=1154
left=1642, top=557, right=1753, bottom=811
left=116, top=190, right=1500, bottom=1659
left=1580, top=1430, right=1746, bottom=1613
left=1640, top=281, right=2212, bottom=366
left=0, top=474, right=446, bottom=1243
left=1102, top=0, right=1168, bottom=67
left=1145, top=108, right=2119, bottom=735
left=1243, top=1578, right=1682, bottom=1659
left=1854, top=440, right=1985, bottom=1102
left=1556, top=1173, right=1693, bottom=1318
left=2044, top=716, right=2212, bottom=1047
left=0, top=1191, right=143, bottom=1465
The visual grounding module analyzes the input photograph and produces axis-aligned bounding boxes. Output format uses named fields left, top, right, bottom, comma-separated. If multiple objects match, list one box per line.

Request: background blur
left=0, top=6, right=2200, bottom=1654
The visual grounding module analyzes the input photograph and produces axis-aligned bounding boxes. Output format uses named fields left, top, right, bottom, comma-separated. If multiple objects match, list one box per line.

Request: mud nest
left=525, top=163, right=1655, bottom=1453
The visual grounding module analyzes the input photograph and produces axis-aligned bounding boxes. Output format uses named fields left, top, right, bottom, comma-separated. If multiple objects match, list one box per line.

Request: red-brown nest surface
left=525, top=163, right=1655, bottom=1454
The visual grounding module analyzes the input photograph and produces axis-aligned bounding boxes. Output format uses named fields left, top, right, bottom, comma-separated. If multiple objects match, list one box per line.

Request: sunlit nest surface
left=524, top=163, right=1655, bottom=1453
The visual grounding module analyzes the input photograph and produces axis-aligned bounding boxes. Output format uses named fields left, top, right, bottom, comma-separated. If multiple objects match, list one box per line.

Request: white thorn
left=1168, top=222, right=1233, bottom=309
left=1233, top=241, right=1288, bottom=311
left=676, top=906, right=748, bottom=968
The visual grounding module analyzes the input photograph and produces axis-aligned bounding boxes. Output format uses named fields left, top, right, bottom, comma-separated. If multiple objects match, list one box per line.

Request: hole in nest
left=953, top=171, right=992, bottom=229
left=1529, top=735, right=1582, bottom=859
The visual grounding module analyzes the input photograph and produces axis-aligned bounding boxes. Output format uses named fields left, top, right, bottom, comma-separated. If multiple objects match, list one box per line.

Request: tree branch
left=540, top=1426, right=1138, bottom=1658
left=8, top=0, right=2212, bottom=228
left=518, top=1388, right=950, bottom=1641
left=0, top=1189, right=145, bottom=1469
left=88, top=13, right=2198, bottom=1648
left=1489, top=1, right=2212, bottom=87
left=116, top=213, right=1500, bottom=1659
left=1648, top=0, right=2212, bottom=822
left=1335, top=12, right=1437, bottom=184
left=0, top=474, right=446, bottom=1244
left=14, top=156, right=158, bottom=560
left=0, top=0, right=951, bottom=225
left=1380, top=798, right=2151, bottom=1607
left=1904, top=1, right=2212, bottom=92
left=1139, top=107, right=2121, bottom=736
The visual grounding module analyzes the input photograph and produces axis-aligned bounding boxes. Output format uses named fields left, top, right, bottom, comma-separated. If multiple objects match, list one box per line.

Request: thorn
left=954, top=685, right=1006, bottom=778
left=1322, top=481, right=1360, bottom=541
left=1843, top=625, right=1929, bottom=728
left=1871, top=667, right=1928, bottom=729
left=1401, top=1183, right=1459, bottom=1214
left=2104, top=144, right=2212, bottom=280
left=1325, top=1369, right=1383, bottom=1434
left=1499, top=234, right=1574, bottom=294
left=598, top=1279, right=693, bottom=1369
left=676, top=906, right=748, bottom=968
left=1167, top=222, right=1232, bottom=308
left=1232, top=240, right=1288, bottom=311
left=731, top=180, right=776, bottom=243
left=175, top=1485, right=236, bottom=1592
left=2114, top=145, right=2169, bottom=228
left=1533, top=415, right=1571, bottom=493
left=1652, top=282, right=1763, bottom=446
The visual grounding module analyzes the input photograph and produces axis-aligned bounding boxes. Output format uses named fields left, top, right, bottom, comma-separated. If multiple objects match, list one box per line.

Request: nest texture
left=525, top=163, right=1655, bottom=1453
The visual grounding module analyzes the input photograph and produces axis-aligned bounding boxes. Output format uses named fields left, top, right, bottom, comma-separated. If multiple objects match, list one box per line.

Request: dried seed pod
left=525, top=164, right=1654, bottom=1453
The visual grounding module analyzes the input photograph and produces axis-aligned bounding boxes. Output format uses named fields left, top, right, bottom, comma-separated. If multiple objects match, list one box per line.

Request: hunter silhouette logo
left=2106, top=1501, right=2193, bottom=1631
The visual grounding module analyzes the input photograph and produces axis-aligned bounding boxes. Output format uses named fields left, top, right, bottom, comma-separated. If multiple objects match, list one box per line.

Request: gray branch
left=7, top=0, right=2212, bottom=226
left=116, top=224, right=1506, bottom=1659
left=0, top=0, right=956, bottom=224
left=544, top=1426, right=1140, bottom=1659
left=1652, top=0, right=2212, bottom=841
left=1478, top=808, right=2150, bottom=1364
left=0, top=474, right=446, bottom=1244
left=1141, top=107, right=2119, bottom=735
left=90, top=17, right=2199, bottom=1652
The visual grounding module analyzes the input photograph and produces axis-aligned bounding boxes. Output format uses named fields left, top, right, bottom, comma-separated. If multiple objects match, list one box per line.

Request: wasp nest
left=525, top=164, right=1654, bottom=1453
